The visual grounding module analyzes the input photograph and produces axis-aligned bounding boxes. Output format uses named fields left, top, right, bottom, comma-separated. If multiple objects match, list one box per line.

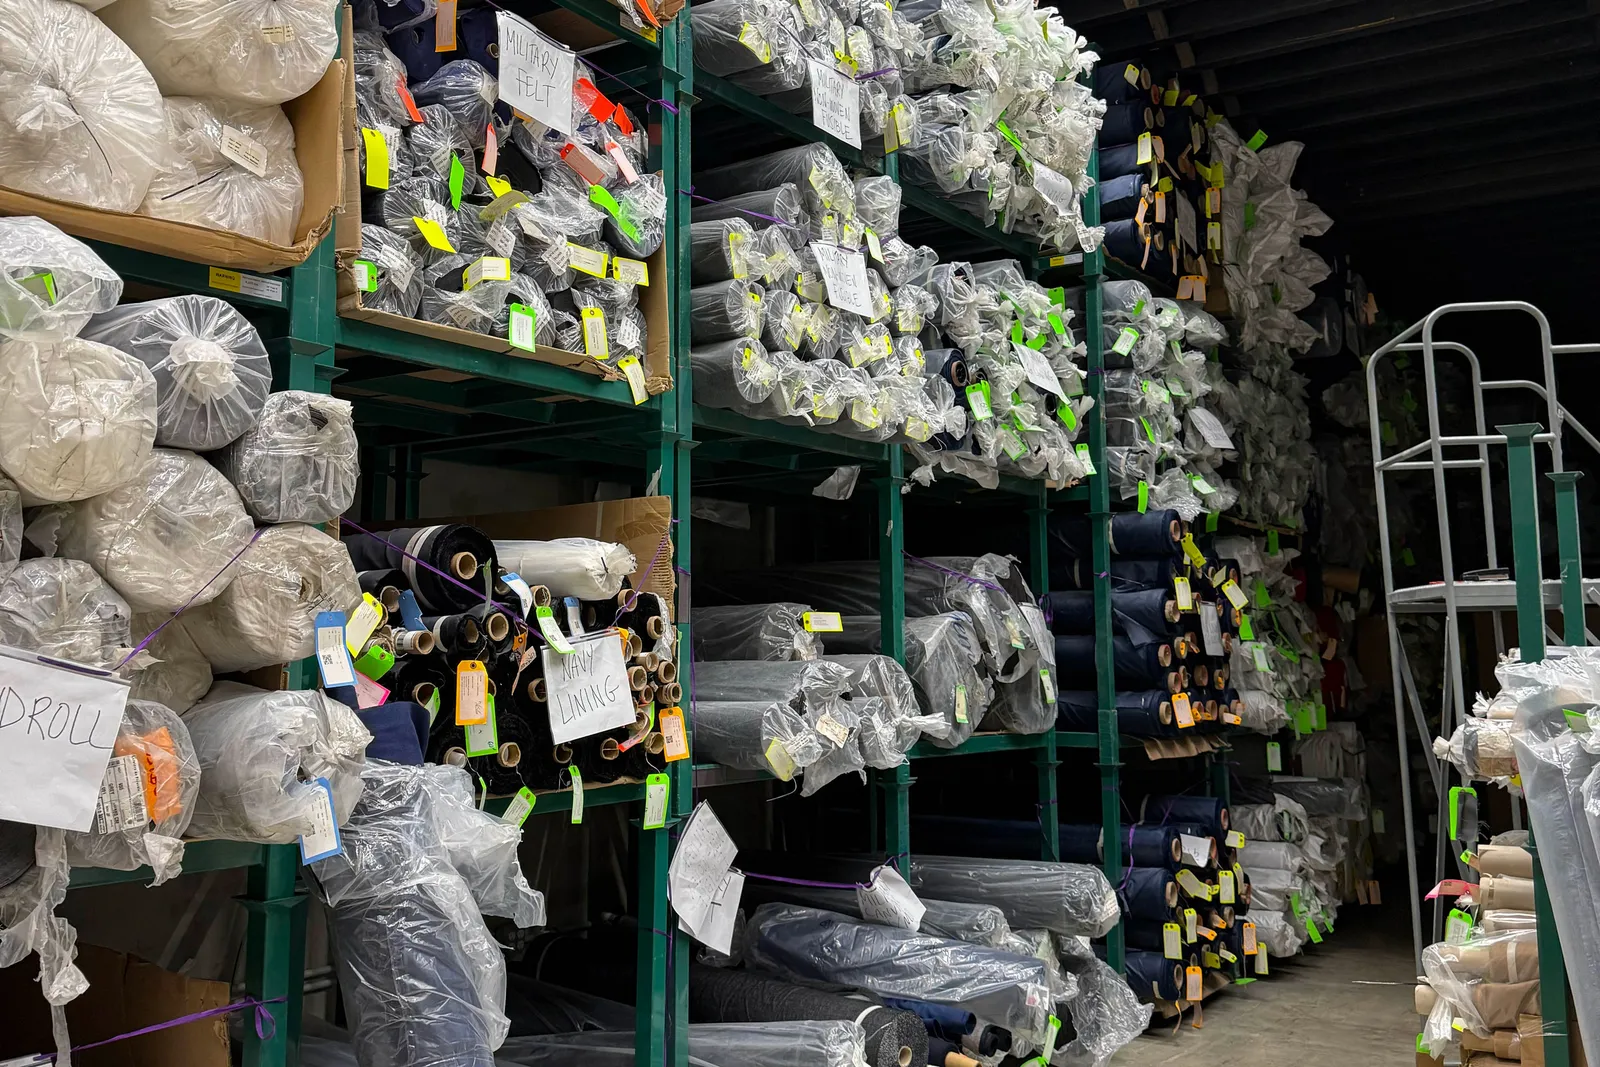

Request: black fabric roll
left=1052, top=556, right=1179, bottom=593
left=1056, top=690, right=1174, bottom=737
left=423, top=613, right=489, bottom=662
left=1052, top=511, right=1183, bottom=560
left=688, top=963, right=927, bottom=1067
left=344, top=524, right=498, bottom=614
left=1118, top=867, right=1177, bottom=920
left=1091, top=64, right=1153, bottom=105
left=1053, top=634, right=1173, bottom=690
left=389, top=655, right=448, bottom=709
left=1045, top=589, right=1177, bottom=640
left=907, top=816, right=1047, bottom=861
left=1124, top=950, right=1184, bottom=1002
left=1058, top=823, right=1182, bottom=870
left=1123, top=917, right=1180, bottom=953
left=1141, top=795, right=1228, bottom=838
left=357, top=567, right=407, bottom=604
left=1100, top=103, right=1155, bottom=148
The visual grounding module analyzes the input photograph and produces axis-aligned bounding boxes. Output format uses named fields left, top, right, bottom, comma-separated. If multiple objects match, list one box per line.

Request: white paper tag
left=219, top=125, right=270, bottom=177
left=612, top=256, right=649, bottom=286
left=1111, top=327, right=1140, bottom=356
left=1174, top=576, right=1193, bottom=610
left=1011, top=340, right=1064, bottom=398
left=1031, top=160, right=1075, bottom=213
left=568, top=243, right=609, bottom=277
left=298, top=777, right=343, bottom=863
left=806, top=59, right=862, bottom=148
left=1200, top=606, right=1224, bottom=656
left=1266, top=741, right=1282, bottom=773
left=618, top=355, right=648, bottom=405
left=1221, top=580, right=1249, bottom=609
left=344, top=594, right=385, bottom=655
left=668, top=802, right=738, bottom=933
left=815, top=711, right=849, bottom=746
left=485, top=217, right=518, bottom=258
left=1219, top=869, right=1236, bottom=904
left=1190, top=407, right=1235, bottom=450
left=502, top=572, right=535, bottom=616
left=856, top=865, right=925, bottom=931
left=1172, top=692, right=1195, bottom=728
left=93, top=754, right=149, bottom=834
left=810, top=242, right=874, bottom=317
left=1178, top=833, right=1210, bottom=867
left=464, top=256, right=511, bottom=289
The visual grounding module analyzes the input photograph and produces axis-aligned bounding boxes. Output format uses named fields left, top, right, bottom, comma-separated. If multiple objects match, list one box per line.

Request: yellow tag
left=344, top=593, right=385, bottom=655
left=1173, top=576, right=1193, bottom=610
left=612, top=257, right=649, bottom=285
left=485, top=174, right=513, bottom=198
left=618, top=354, right=647, bottom=405
left=802, top=611, right=843, bottom=633
left=455, top=660, right=489, bottom=725
left=865, top=228, right=883, bottom=262
left=1183, top=907, right=1197, bottom=941
left=581, top=307, right=610, bottom=359
left=1219, top=869, right=1236, bottom=904
left=360, top=128, right=390, bottom=189
left=764, top=739, right=796, bottom=780
left=568, top=243, right=609, bottom=277
left=413, top=217, right=455, bottom=252
left=659, top=707, right=690, bottom=761
left=1181, top=533, right=1206, bottom=567
left=1201, top=951, right=1221, bottom=970
left=1173, top=692, right=1194, bottom=728
left=1256, top=946, right=1269, bottom=974
left=738, top=21, right=772, bottom=61
left=1221, top=579, right=1249, bottom=609
left=1123, top=63, right=1139, bottom=86
left=463, top=256, right=511, bottom=289
left=208, top=267, right=242, bottom=293
left=1137, top=132, right=1154, bottom=165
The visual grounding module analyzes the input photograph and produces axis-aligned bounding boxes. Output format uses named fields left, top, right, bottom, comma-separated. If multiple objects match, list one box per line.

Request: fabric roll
left=1099, top=104, right=1155, bottom=148
left=344, top=524, right=498, bottom=614
left=1478, top=875, right=1536, bottom=912
left=1056, top=690, right=1173, bottom=737
left=1478, top=845, right=1534, bottom=879
left=1118, top=867, right=1177, bottom=921
left=691, top=338, right=776, bottom=411
left=1045, top=590, right=1179, bottom=641
left=1052, top=557, right=1179, bottom=593
left=1052, top=511, right=1183, bottom=560
left=1124, top=950, right=1183, bottom=1002
left=692, top=603, right=822, bottom=661
left=80, top=296, right=272, bottom=451
left=0, top=217, right=122, bottom=338
left=215, top=390, right=360, bottom=524
left=491, top=539, right=635, bottom=601
left=1059, top=823, right=1182, bottom=870
left=176, top=522, right=362, bottom=672
left=909, top=854, right=1120, bottom=938
left=128, top=611, right=213, bottom=714
left=689, top=184, right=811, bottom=247
left=0, top=558, right=131, bottom=668
left=1053, top=635, right=1173, bottom=690
left=1099, top=173, right=1147, bottom=223
left=688, top=700, right=821, bottom=782
left=1141, top=794, right=1229, bottom=838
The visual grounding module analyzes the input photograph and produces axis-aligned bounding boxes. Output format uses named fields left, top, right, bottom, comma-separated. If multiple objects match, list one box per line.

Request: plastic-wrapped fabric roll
left=604, top=174, right=667, bottom=259
left=1055, top=690, right=1174, bottom=737
left=908, top=855, right=1120, bottom=938
left=214, top=390, right=359, bottom=524
left=176, top=523, right=362, bottom=672
left=0, top=217, right=123, bottom=338
left=758, top=289, right=805, bottom=352
left=64, top=698, right=198, bottom=883
left=740, top=880, right=1013, bottom=948
left=744, top=904, right=1055, bottom=1052
left=308, top=762, right=525, bottom=1067
left=404, top=104, right=471, bottom=186
left=692, top=603, right=822, bottom=661
left=693, top=658, right=853, bottom=713
left=1141, top=794, right=1228, bottom=837
left=1055, top=937, right=1155, bottom=1065
left=1045, top=589, right=1179, bottom=641
left=690, top=700, right=822, bottom=781
left=184, top=681, right=370, bottom=842
left=0, top=0, right=168, bottom=211
left=825, top=653, right=940, bottom=747
left=690, top=218, right=756, bottom=283
left=0, top=558, right=130, bottom=668
left=410, top=60, right=495, bottom=147
left=80, top=296, right=272, bottom=451
left=59, top=448, right=254, bottom=612
left=691, top=338, right=777, bottom=411
left=128, top=611, right=212, bottom=714
left=1054, top=634, right=1175, bottom=691
left=691, top=280, right=765, bottom=344
left=688, top=1022, right=869, bottom=1067
left=0, top=336, right=157, bottom=503
left=690, top=0, right=787, bottom=76
left=370, top=174, right=459, bottom=256
left=690, top=184, right=810, bottom=247
left=1117, top=867, right=1178, bottom=920
left=820, top=612, right=988, bottom=746
left=1051, top=510, right=1183, bottom=559
left=356, top=224, right=426, bottom=316
left=1124, top=950, right=1184, bottom=1002
left=140, top=97, right=304, bottom=244
left=853, top=175, right=902, bottom=238
left=344, top=524, right=497, bottom=614
left=99, top=0, right=339, bottom=105
left=352, top=29, right=417, bottom=126
left=695, top=145, right=854, bottom=219
left=490, top=539, right=635, bottom=601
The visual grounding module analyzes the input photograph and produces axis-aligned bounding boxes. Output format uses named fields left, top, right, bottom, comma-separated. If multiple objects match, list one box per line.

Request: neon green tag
left=1137, top=481, right=1149, bottom=513
left=1238, top=612, right=1254, bottom=641
left=1205, top=512, right=1219, bottom=532
left=1267, top=529, right=1279, bottom=554
left=449, top=152, right=465, bottom=209
left=1246, top=129, right=1268, bottom=151
left=1056, top=402, right=1076, bottom=430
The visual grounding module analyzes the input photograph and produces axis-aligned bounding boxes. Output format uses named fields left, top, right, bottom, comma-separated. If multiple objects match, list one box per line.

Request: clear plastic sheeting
left=215, top=390, right=359, bottom=524
left=128, top=610, right=212, bottom=714
left=907, top=854, right=1120, bottom=938
left=0, top=217, right=123, bottom=338
left=357, top=225, right=425, bottom=317
left=1233, top=794, right=1310, bottom=844
left=1421, top=930, right=1543, bottom=1055
left=826, top=653, right=945, bottom=747
left=695, top=145, right=854, bottom=220
left=500, top=1024, right=862, bottom=1067
left=0, top=558, right=131, bottom=668
left=0, top=828, right=85, bottom=1041
left=1434, top=716, right=1520, bottom=783
left=0, top=335, right=157, bottom=503
left=415, top=763, right=545, bottom=929
left=743, top=903, right=1057, bottom=1053
left=691, top=280, right=766, bottom=344
left=492, top=539, right=637, bottom=601
left=309, top=760, right=529, bottom=1067
left=100, top=0, right=342, bottom=105
left=693, top=658, right=854, bottom=714
left=63, top=698, right=199, bottom=884
left=691, top=338, right=777, bottom=412
left=80, top=295, right=272, bottom=451
left=175, top=522, right=363, bottom=672
left=691, top=700, right=824, bottom=782
left=141, top=97, right=304, bottom=244
left=184, top=681, right=370, bottom=843
left=1054, top=936, right=1153, bottom=1067
left=59, top=448, right=255, bottom=613
left=0, top=0, right=169, bottom=212
left=692, top=603, right=823, bottom=661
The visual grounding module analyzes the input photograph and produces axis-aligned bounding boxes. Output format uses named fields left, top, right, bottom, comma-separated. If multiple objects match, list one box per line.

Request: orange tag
left=1173, top=692, right=1195, bottom=728
left=1185, top=965, right=1203, bottom=1001
left=660, top=707, right=690, bottom=761
left=434, top=0, right=457, bottom=50
left=397, top=78, right=424, bottom=123
left=116, top=727, right=181, bottom=824
left=455, top=660, right=489, bottom=725
left=1134, top=197, right=1148, bottom=226
left=1154, top=191, right=1166, bottom=222
left=574, top=78, right=617, bottom=123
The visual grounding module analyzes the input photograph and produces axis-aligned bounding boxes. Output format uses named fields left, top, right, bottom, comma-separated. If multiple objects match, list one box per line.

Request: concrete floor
left=1114, top=906, right=1420, bottom=1066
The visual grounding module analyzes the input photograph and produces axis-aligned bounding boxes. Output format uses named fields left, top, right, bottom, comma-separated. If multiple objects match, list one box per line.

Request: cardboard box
left=422, top=496, right=677, bottom=617
left=0, top=10, right=348, bottom=273
left=0, top=944, right=230, bottom=1067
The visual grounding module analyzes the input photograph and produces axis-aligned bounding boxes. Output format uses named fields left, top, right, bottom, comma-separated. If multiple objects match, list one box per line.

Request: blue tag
left=314, top=611, right=357, bottom=689
left=397, top=588, right=424, bottom=631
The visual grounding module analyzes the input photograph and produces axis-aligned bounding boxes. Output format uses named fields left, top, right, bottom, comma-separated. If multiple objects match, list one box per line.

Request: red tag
left=1425, top=879, right=1473, bottom=900
left=397, top=78, right=424, bottom=123
left=574, top=78, right=617, bottom=123
left=613, top=106, right=635, bottom=136
left=482, top=123, right=498, bottom=175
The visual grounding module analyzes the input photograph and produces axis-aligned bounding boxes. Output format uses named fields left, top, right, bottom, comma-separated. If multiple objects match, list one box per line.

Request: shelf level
left=69, top=839, right=268, bottom=890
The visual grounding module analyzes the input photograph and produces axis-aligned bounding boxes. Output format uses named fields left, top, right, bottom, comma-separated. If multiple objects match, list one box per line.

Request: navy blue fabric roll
left=1124, top=917, right=1179, bottom=952
left=1052, top=511, right=1183, bottom=560
left=1125, top=950, right=1184, bottom=1001
left=1118, top=867, right=1177, bottom=920
left=1092, top=65, right=1153, bottom=106
left=906, top=816, right=1044, bottom=861
left=1052, top=556, right=1179, bottom=593
left=1058, top=823, right=1102, bottom=865
left=1056, top=691, right=1173, bottom=737
left=1100, top=103, right=1155, bottom=148
left=1058, top=823, right=1183, bottom=869
left=357, top=701, right=431, bottom=765
left=1099, top=174, right=1146, bottom=223
left=1054, top=635, right=1173, bottom=690
left=1046, top=589, right=1177, bottom=641
left=1099, top=142, right=1148, bottom=181
left=1142, top=794, right=1229, bottom=838
left=881, top=997, right=976, bottom=1040
left=384, top=21, right=443, bottom=82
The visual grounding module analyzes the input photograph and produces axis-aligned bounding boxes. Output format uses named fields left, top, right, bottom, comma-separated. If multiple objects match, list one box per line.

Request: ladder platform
left=1388, top=578, right=1600, bottom=613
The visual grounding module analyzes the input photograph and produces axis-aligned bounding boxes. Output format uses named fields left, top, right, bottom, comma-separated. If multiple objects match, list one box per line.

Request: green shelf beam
left=68, top=840, right=270, bottom=889
left=693, top=404, right=892, bottom=462
left=695, top=71, right=877, bottom=168
left=897, top=183, right=1037, bottom=259
left=908, top=732, right=1055, bottom=759
left=89, top=242, right=291, bottom=309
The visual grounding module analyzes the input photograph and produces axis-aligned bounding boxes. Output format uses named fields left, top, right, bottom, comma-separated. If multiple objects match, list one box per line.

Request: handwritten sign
left=810, top=242, right=873, bottom=317
left=807, top=59, right=861, bottom=148
left=1031, top=161, right=1075, bottom=214
left=497, top=11, right=576, bottom=136
left=543, top=630, right=635, bottom=744
left=0, top=647, right=129, bottom=831
left=1012, top=340, right=1064, bottom=398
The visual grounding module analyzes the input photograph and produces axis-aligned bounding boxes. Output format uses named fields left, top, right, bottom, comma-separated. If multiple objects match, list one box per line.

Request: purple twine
left=35, top=997, right=286, bottom=1061
left=680, top=190, right=796, bottom=230
left=339, top=517, right=527, bottom=623
left=612, top=517, right=679, bottom=625
left=855, top=66, right=898, bottom=81
left=742, top=853, right=907, bottom=891
left=115, top=526, right=267, bottom=670
left=902, top=553, right=1007, bottom=594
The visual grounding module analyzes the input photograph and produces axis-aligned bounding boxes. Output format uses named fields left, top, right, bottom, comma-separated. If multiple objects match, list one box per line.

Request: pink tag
left=607, top=140, right=639, bottom=184
left=482, top=124, right=498, bottom=175
left=1425, top=879, right=1473, bottom=900
left=353, top=672, right=391, bottom=710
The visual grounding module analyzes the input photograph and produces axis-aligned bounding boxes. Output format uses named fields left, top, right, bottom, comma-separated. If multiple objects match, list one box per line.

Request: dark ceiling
left=1066, top=0, right=1600, bottom=346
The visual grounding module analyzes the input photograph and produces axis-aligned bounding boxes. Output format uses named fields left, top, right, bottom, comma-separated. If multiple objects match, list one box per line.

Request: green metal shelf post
left=240, top=845, right=307, bottom=1067
left=1548, top=471, right=1585, bottom=646
left=876, top=449, right=912, bottom=877
left=1028, top=491, right=1060, bottom=861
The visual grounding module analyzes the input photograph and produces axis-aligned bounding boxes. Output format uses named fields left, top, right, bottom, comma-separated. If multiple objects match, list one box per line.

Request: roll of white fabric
left=0, top=557, right=131, bottom=668
left=0, top=217, right=123, bottom=338
left=128, top=611, right=213, bottom=714
left=0, top=0, right=169, bottom=211
left=0, top=335, right=157, bottom=503
left=215, top=390, right=359, bottom=525
left=59, top=448, right=254, bottom=612
left=140, top=98, right=304, bottom=245
left=491, top=538, right=638, bottom=601
left=98, top=0, right=340, bottom=106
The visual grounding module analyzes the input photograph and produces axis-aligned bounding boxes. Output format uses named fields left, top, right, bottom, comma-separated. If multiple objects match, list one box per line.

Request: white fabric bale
left=0, top=557, right=131, bottom=667
left=174, top=523, right=362, bottom=672
left=128, top=611, right=213, bottom=714
left=215, top=390, right=358, bottom=524
left=0, top=0, right=169, bottom=211
left=141, top=97, right=304, bottom=245
left=81, top=295, right=273, bottom=451
left=58, top=448, right=255, bottom=612
left=0, top=335, right=157, bottom=503
left=98, top=0, right=341, bottom=106
left=0, top=217, right=123, bottom=338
